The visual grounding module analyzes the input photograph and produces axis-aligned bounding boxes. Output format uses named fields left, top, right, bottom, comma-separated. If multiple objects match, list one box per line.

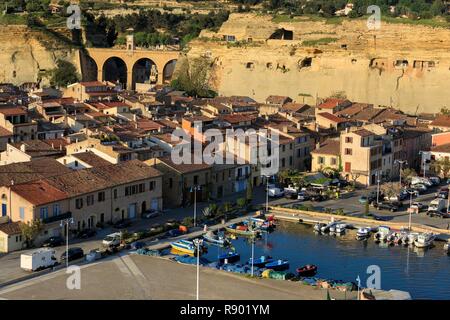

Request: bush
left=237, top=197, right=246, bottom=208
left=182, top=217, right=194, bottom=227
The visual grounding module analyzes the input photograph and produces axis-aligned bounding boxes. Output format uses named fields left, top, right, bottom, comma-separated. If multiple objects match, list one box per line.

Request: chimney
left=296, top=122, right=301, bottom=130
left=345, top=127, right=350, bottom=133
left=282, top=126, right=288, bottom=133
left=51, top=143, right=54, bottom=149
left=20, top=144, right=26, bottom=152
left=316, top=142, right=321, bottom=149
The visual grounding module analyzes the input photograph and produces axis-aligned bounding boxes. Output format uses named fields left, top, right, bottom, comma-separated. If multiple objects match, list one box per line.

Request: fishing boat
left=313, top=222, right=326, bottom=232
left=334, top=223, right=347, bottom=234
left=374, top=226, right=390, bottom=242
left=170, top=239, right=197, bottom=255
left=321, top=221, right=337, bottom=233
left=225, top=224, right=259, bottom=237
left=414, top=233, right=436, bottom=248
left=203, top=231, right=230, bottom=246
left=218, top=251, right=240, bottom=264
left=247, top=255, right=274, bottom=267
left=296, top=264, right=318, bottom=277
left=265, top=259, right=289, bottom=271
left=407, top=232, right=419, bottom=245
left=248, top=217, right=275, bottom=231
left=356, top=227, right=371, bottom=240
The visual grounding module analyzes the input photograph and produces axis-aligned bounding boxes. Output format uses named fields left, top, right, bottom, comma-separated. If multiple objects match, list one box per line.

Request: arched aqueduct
left=85, top=47, right=180, bottom=90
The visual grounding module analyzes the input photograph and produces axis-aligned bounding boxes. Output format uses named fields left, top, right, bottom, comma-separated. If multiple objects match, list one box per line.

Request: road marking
left=120, top=254, right=152, bottom=299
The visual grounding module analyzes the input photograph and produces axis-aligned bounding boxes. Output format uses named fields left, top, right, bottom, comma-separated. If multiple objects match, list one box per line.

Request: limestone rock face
left=192, top=14, right=450, bottom=114
left=0, top=26, right=80, bottom=86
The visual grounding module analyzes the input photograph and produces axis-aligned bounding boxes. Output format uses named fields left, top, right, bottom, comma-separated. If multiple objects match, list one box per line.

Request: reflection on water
left=201, top=222, right=450, bottom=299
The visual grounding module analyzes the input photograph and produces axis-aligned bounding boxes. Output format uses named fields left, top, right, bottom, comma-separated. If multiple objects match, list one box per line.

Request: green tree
left=47, top=59, right=80, bottom=88
left=401, top=168, right=417, bottom=184
left=20, top=219, right=43, bottom=248
left=171, top=56, right=216, bottom=98
left=430, top=158, right=450, bottom=177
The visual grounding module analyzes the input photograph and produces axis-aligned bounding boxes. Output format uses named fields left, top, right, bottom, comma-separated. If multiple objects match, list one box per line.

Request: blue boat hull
left=218, top=253, right=240, bottom=263
left=265, top=262, right=289, bottom=271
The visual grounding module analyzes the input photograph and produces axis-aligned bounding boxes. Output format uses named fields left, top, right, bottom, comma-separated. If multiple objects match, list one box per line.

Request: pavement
left=1, top=182, right=448, bottom=288
left=0, top=253, right=358, bottom=300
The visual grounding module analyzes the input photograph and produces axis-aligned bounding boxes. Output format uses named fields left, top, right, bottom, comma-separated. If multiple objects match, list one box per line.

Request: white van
left=102, top=232, right=122, bottom=248
left=427, top=198, right=446, bottom=214
left=20, top=248, right=58, bottom=272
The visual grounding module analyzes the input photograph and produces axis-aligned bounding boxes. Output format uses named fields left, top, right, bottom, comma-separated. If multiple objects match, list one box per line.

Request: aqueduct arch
left=86, top=48, right=180, bottom=90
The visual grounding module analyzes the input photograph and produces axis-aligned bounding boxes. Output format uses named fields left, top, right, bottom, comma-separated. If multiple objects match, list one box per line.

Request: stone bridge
left=86, top=47, right=180, bottom=90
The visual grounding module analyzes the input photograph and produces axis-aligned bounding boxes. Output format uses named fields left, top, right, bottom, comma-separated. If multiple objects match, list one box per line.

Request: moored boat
left=296, top=264, right=318, bottom=277
left=248, top=255, right=274, bottom=267
left=334, top=223, right=347, bottom=234
left=218, top=251, right=240, bottom=264
left=265, top=259, right=290, bottom=271
left=170, top=239, right=197, bottom=255
left=444, top=240, right=450, bottom=253
left=203, top=231, right=230, bottom=246
left=314, top=222, right=326, bottom=232
left=356, top=227, right=371, bottom=240
left=414, top=233, right=436, bottom=248
left=321, top=221, right=337, bottom=233
left=225, top=224, right=259, bottom=237
left=374, top=226, right=390, bottom=242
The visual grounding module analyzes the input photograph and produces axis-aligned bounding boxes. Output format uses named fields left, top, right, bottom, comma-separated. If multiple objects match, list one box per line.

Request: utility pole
left=376, top=171, right=381, bottom=205
left=395, top=160, right=408, bottom=188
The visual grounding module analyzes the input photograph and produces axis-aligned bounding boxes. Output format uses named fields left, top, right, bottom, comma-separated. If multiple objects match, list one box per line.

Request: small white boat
left=407, top=232, right=419, bottom=245
left=313, top=222, right=326, bottom=232
left=356, top=227, right=371, bottom=240
left=374, top=226, right=390, bottom=242
left=334, top=223, right=347, bottom=234
left=414, top=233, right=436, bottom=248
left=321, top=221, right=337, bottom=233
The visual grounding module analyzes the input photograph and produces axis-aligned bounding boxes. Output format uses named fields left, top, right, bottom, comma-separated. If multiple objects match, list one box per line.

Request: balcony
left=42, top=211, right=72, bottom=224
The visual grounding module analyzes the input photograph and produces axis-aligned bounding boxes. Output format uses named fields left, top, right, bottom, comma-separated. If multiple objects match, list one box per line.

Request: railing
left=42, top=211, right=72, bottom=224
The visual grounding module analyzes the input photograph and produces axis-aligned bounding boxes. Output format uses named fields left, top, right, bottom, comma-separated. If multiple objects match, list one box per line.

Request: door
left=1, top=203, right=6, bottom=217
left=150, top=199, right=159, bottom=211
left=128, top=203, right=136, bottom=219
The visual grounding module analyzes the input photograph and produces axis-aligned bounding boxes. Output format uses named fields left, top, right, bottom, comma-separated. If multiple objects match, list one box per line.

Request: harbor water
left=202, top=222, right=450, bottom=299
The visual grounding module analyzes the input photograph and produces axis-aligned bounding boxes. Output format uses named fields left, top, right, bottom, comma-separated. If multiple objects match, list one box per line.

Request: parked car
left=372, top=214, right=390, bottom=221
left=142, top=210, right=161, bottom=219
left=76, top=229, right=97, bottom=239
left=427, top=198, right=446, bottom=214
left=411, top=202, right=426, bottom=212
left=428, top=210, right=450, bottom=218
left=60, top=247, right=84, bottom=262
left=113, top=219, right=132, bottom=229
left=21, top=248, right=58, bottom=271
left=359, top=196, right=369, bottom=204
left=268, top=185, right=284, bottom=198
left=429, top=176, right=441, bottom=185
left=310, top=194, right=327, bottom=202
left=284, top=190, right=298, bottom=199
left=404, top=188, right=420, bottom=197
left=130, top=241, right=145, bottom=250
left=297, top=191, right=310, bottom=201
left=367, top=191, right=384, bottom=204
left=102, top=232, right=122, bottom=248
left=42, top=236, right=64, bottom=248
left=436, top=187, right=449, bottom=199
left=411, top=183, right=427, bottom=192
left=373, top=201, right=400, bottom=212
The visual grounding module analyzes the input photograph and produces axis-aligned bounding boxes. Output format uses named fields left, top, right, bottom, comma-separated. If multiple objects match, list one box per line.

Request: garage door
left=128, top=203, right=136, bottom=219
left=151, top=199, right=159, bottom=211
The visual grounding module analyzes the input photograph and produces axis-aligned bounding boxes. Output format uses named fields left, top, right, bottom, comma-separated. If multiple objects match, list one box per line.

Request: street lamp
left=406, top=190, right=415, bottom=231
left=394, top=160, right=408, bottom=188
left=193, top=238, right=203, bottom=300
left=376, top=171, right=381, bottom=205
left=265, top=175, right=272, bottom=213
left=190, top=185, right=201, bottom=227
left=60, top=217, right=74, bottom=268
left=419, top=151, right=428, bottom=178
left=250, top=235, right=256, bottom=277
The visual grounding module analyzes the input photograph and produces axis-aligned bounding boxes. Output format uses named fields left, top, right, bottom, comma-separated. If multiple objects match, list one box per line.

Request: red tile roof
left=317, top=98, right=350, bottom=109
left=80, top=81, right=105, bottom=87
left=0, top=106, right=27, bottom=116
left=431, top=143, right=450, bottom=154
left=317, top=112, right=347, bottom=123
left=0, top=222, right=22, bottom=235
left=11, top=179, right=68, bottom=206
left=311, top=139, right=340, bottom=156
left=430, top=115, right=450, bottom=128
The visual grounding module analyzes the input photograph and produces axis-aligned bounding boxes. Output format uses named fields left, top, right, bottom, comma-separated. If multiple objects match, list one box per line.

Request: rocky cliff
left=0, top=25, right=80, bottom=86
left=189, top=14, right=450, bottom=114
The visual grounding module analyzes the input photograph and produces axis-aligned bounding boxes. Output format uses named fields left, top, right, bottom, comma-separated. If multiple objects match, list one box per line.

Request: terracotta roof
left=152, top=156, right=211, bottom=174
left=136, top=119, right=164, bottom=131
left=0, top=222, right=22, bottom=235
left=0, top=106, right=27, bottom=116
left=11, top=179, right=68, bottom=206
left=311, top=139, right=340, bottom=156
left=0, top=126, right=12, bottom=137
left=430, top=115, right=450, bottom=128
left=335, top=103, right=372, bottom=117
left=266, top=95, right=291, bottom=105
left=10, top=140, right=65, bottom=158
left=350, top=106, right=384, bottom=122
left=280, top=103, right=310, bottom=113
left=0, top=158, right=71, bottom=187
left=71, top=152, right=111, bottom=167
left=317, top=98, right=351, bottom=109
left=317, top=112, right=347, bottom=123
left=352, top=128, right=375, bottom=137
left=432, top=143, right=450, bottom=153
left=220, top=114, right=255, bottom=124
